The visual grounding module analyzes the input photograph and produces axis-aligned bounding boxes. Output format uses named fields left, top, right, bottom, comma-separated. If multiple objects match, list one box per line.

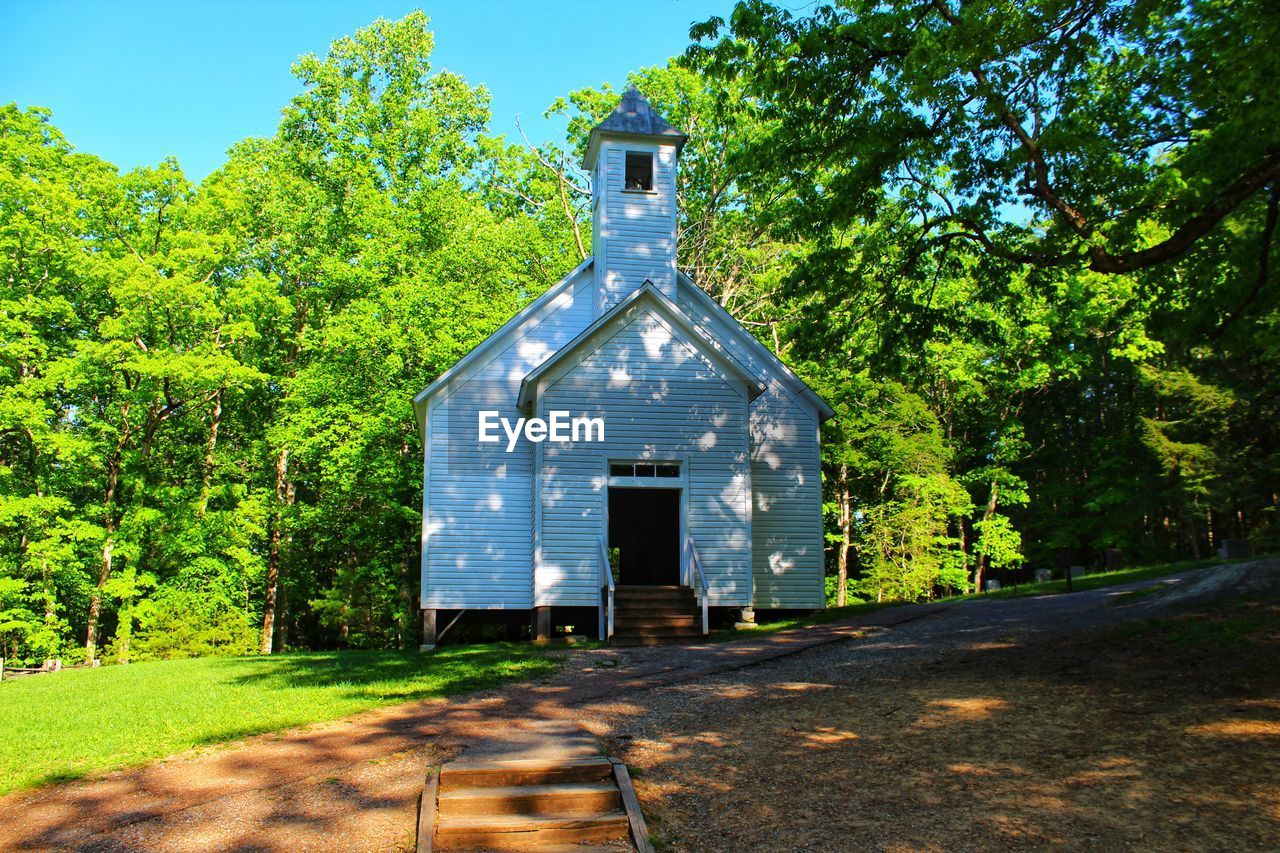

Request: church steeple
left=584, top=86, right=686, bottom=317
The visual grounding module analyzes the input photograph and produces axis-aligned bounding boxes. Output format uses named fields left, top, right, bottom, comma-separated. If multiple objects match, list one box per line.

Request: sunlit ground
left=626, top=599, right=1280, bottom=850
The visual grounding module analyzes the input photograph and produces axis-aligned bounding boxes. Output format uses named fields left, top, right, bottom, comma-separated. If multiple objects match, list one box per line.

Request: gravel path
left=4, top=565, right=1270, bottom=852
left=574, top=567, right=1279, bottom=851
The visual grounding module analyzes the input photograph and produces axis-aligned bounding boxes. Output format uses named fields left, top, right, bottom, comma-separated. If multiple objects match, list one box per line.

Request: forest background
left=2, top=1, right=1277, bottom=663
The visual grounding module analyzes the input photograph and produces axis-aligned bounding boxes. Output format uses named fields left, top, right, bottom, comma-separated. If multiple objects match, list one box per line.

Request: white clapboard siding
left=750, top=381, right=824, bottom=608
left=422, top=270, right=595, bottom=609
left=674, top=277, right=827, bottom=420
left=594, top=142, right=678, bottom=315
left=537, top=307, right=752, bottom=607
left=676, top=280, right=827, bottom=608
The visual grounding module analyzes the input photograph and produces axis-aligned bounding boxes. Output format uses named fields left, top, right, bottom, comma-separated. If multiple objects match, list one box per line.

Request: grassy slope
left=955, top=557, right=1243, bottom=600
left=0, top=643, right=558, bottom=795
left=722, top=555, right=1264, bottom=640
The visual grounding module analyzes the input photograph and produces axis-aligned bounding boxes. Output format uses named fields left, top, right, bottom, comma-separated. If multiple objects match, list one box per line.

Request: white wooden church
left=413, top=87, right=832, bottom=645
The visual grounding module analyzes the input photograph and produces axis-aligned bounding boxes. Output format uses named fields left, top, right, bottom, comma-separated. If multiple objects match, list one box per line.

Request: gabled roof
left=675, top=271, right=836, bottom=422
left=409, top=255, right=835, bottom=441
left=517, top=283, right=765, bottom=413
left=411, top=257, right=593, bottom=435
left=583, top=85, right=688, bottom=169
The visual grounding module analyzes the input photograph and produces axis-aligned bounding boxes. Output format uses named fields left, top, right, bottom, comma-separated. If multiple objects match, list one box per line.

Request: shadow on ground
left=595, top=598, right=1280, bottom=851
left=221, top=643, right=558, bottom=701
left=2, top=574, right=1277, bottom=851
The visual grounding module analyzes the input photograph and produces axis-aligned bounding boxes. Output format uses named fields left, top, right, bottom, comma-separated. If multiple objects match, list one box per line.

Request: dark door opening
left=607, top=487, right=680, bottom=586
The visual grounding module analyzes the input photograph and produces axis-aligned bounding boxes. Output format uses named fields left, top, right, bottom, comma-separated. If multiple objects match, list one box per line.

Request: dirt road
left=2, top=566, right=1276, bottom=851
left=605, top=571, right=1280, bottom=851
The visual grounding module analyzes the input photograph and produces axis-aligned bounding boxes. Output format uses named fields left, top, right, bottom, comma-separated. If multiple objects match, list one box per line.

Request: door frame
left=603, top=456, right=688, bottom=584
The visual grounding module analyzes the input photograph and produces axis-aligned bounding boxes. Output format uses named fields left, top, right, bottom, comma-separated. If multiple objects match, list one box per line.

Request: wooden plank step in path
left=417, top=719, right=651, bottom=852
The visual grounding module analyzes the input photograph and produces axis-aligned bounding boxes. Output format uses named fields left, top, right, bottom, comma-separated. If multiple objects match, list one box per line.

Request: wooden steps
left=437, top=813, right=630, bottom=849
left=424, top=755, right=641, bottom=851
left=439, top=781, right=621, bottom=816
left=615, top=614, right=698, bottom=629
left=440, top=755, right=614, bottom=788
left=612, top=585, right=704, bottom=646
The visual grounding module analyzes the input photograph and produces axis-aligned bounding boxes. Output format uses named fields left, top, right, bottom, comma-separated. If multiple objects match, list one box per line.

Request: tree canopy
left=2, top=8, right=1277, bottom=663
left=689, top=0, right=1280, bottom=277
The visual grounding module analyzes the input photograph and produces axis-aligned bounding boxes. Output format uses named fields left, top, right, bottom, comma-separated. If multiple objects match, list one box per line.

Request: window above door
left=609, top=461, right=681, bottom=479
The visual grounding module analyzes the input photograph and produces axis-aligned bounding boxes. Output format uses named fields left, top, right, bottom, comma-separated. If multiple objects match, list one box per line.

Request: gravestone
left=1052, top=549, right=1089, bottom=570
left=984, top=579, right=1002, bottom=591
left=1218, top=538, right=1251, bottom=559
left=1068, top=565, right=1086, bottom=579
left=1034, top=568, right=1053, bottom=583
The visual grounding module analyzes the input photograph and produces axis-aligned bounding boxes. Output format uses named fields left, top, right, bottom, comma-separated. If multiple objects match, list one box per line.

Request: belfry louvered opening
left=624, top=151, right=654, bottom=191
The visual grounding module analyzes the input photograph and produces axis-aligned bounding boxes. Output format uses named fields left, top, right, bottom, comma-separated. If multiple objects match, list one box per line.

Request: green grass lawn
left=0, top=643, right=559, bottom=796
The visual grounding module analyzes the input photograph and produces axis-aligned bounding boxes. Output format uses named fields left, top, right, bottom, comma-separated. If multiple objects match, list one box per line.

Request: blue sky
left=0, top=0, right=735, bottom=181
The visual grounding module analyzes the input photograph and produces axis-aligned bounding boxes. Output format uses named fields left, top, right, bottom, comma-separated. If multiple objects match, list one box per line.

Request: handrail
left=685, top=537, right=710, bottom=635
left=598, top=536, right=615, bottom=640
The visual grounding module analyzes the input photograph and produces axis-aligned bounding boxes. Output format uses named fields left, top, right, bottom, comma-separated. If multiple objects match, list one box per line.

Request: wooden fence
left=0, top=658, right=91, bottom=682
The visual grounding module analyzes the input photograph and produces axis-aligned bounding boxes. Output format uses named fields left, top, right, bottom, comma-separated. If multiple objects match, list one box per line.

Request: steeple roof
left=583, top=85, right=687, bottom=168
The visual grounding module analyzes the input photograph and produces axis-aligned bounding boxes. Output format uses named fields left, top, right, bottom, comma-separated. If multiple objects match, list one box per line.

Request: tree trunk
left=29, top=483, right=58, bottom=633
left=399, top=543, right=416, bottom=650
left=85, top=454, right=121, bottom=661
left=277, top=581, right=289, bottom=650
left=835, top=465, right=852, bottom=608
left=196, top=389, right=222, bottom=517
left=260, top=446, right=292, bottom=654
left=97, top=405, right=166, bottom=661
left=41, top=559, right=55, bottom=631
left=1188, top=511, right=1202, bottom=561
left=115, top=593, right=133, bottom=665
left=260, top=536, right=279, bottom=654
left=262, top=304, right=306, bottom=655
left=973, top=480, right=1000, bottom=594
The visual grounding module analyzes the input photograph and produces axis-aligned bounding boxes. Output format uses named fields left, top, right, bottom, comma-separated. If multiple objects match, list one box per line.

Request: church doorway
left=607, top=487, right=681, bottom=586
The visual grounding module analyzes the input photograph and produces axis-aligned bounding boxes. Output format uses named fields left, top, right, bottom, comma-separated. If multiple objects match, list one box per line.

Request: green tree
left=208, top=12, right=581, bottom=651
left=0, top=106, right=108, bottom=662
left=820, top=372, right=971, bottom=603
left=691, top=0, right=1280, bottom=275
